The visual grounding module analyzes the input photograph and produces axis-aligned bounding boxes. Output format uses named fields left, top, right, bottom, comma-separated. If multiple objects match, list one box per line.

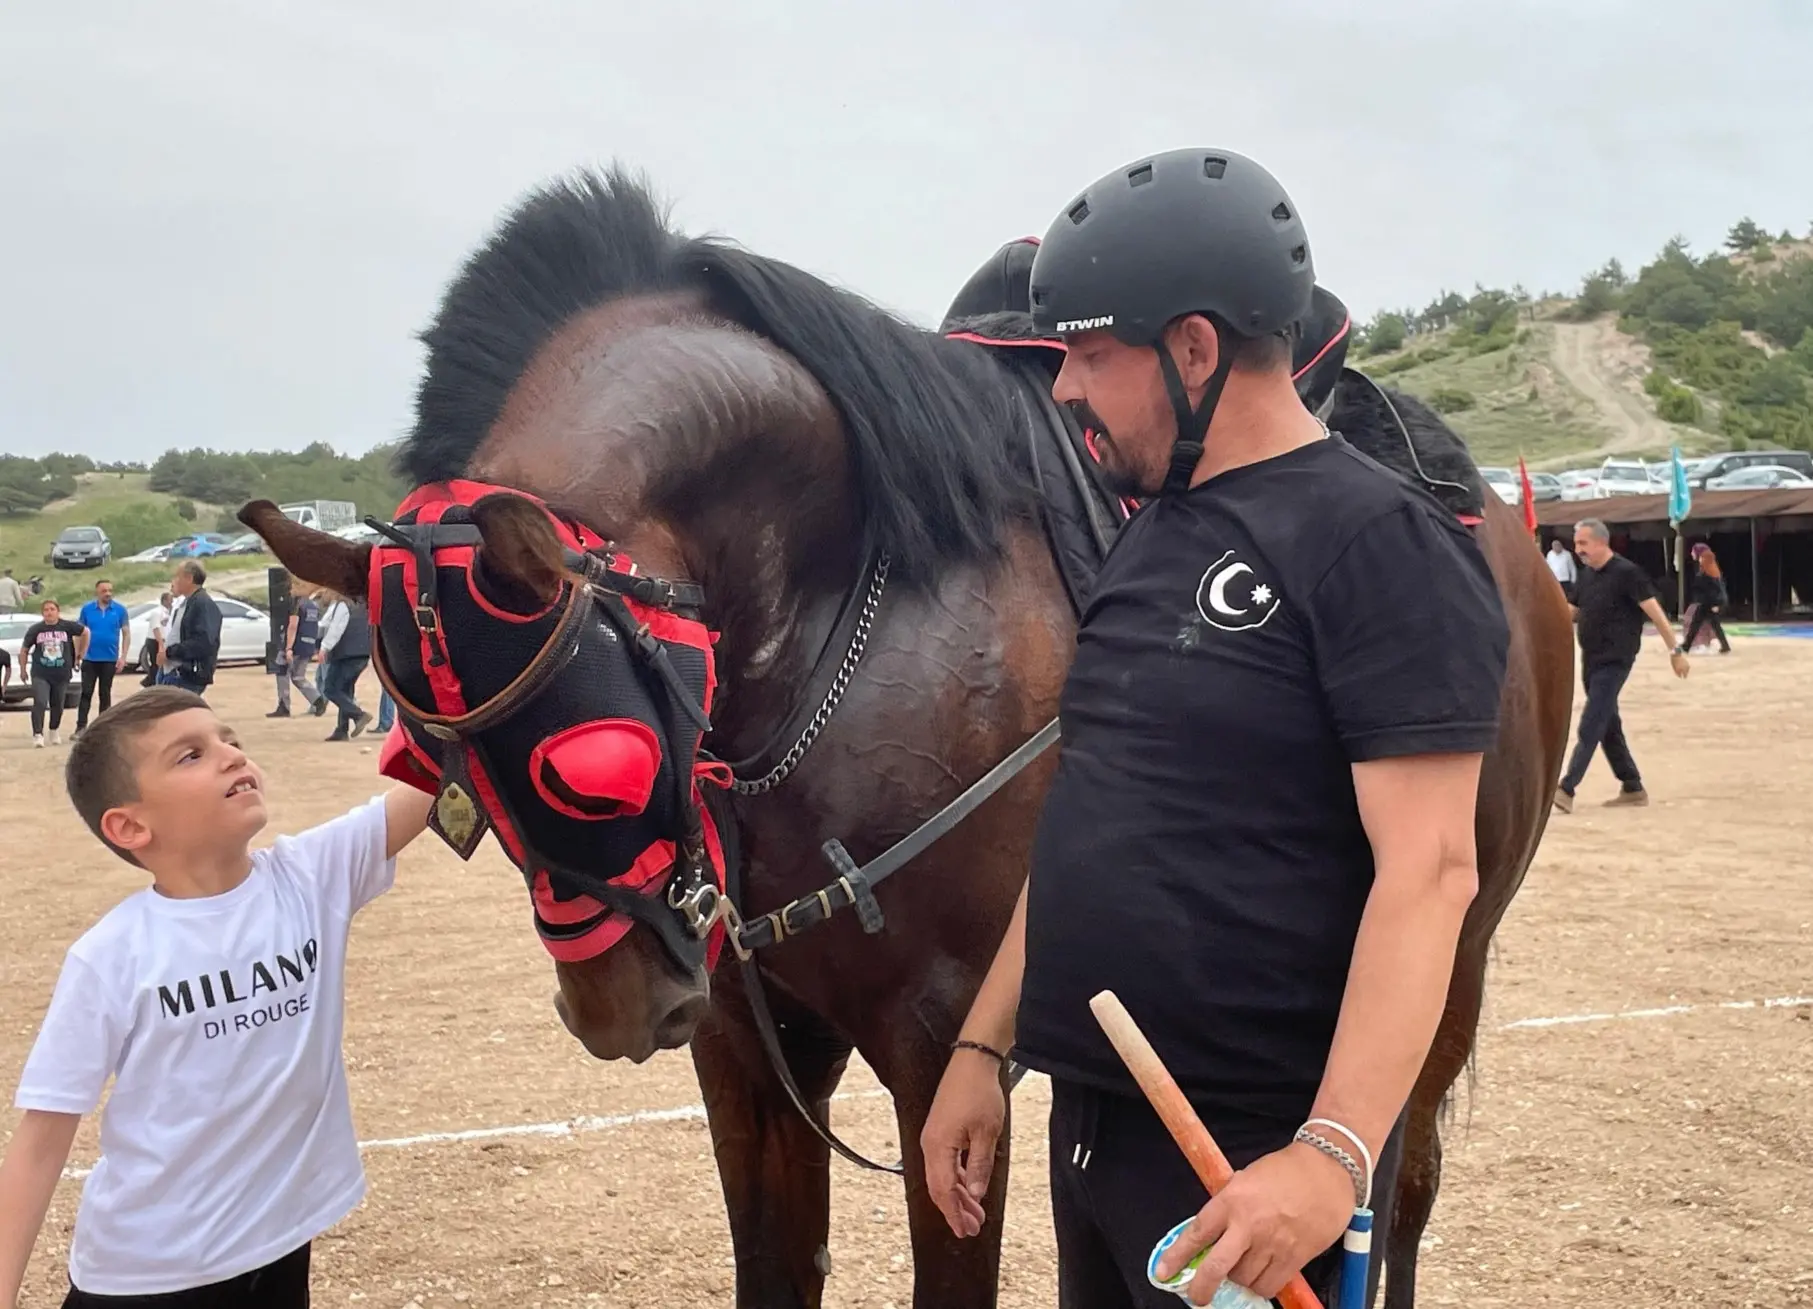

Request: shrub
left=173, top=497, right=197, bottom=521
left=1429, top=388, right=1477, bottom=413
left=95, top=502, right=193, bottom=556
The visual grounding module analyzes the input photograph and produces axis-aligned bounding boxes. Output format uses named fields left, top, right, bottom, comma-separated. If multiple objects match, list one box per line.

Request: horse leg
left=867, top=1015, right=1009, bottom=1309
left=1384, top=950, right=1486, bottom=1309
left=691, top=964, right=853, bottom=1309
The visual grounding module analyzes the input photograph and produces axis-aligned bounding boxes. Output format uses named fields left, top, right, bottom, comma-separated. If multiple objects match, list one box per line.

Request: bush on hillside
left=1429, top=388, right=1477, bottom=413
left=96, top=502, right=194, bottom=556
left=0, top=457, right=78, bottom=515
left=173, top=498, right=197, bottom=521
left=1643, top=371, right=1702, bottom=423
left=1363, top=312, right=1408, bottom=355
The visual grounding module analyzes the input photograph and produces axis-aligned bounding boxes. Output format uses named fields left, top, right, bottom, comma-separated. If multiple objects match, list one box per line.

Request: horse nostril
left=653, top=994, right=710, bottom=1049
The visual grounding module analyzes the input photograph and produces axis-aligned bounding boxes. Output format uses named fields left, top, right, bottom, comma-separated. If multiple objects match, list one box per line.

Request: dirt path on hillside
left=117, top=567, right=272, bottom=606
left=1544, top=317, right=1682, bottom=466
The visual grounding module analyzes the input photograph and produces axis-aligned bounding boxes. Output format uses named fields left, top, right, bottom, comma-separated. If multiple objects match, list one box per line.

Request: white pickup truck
left=279, top=500, right=358, bottom=534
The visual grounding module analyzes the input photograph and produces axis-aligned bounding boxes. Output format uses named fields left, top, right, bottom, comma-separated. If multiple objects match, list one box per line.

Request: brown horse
left=245, top=169, right=1573, bottom=1309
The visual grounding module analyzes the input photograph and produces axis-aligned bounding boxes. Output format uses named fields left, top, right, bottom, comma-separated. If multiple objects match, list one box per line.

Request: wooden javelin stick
left=1090, top=990, right=1324, bottom=1309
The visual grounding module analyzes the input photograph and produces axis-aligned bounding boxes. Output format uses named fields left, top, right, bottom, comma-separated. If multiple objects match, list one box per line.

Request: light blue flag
left=1668, top=446, right=1692, bottom=526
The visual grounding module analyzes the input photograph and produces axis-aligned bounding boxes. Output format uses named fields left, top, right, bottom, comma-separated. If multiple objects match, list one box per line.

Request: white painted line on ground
left=57, top=994, right=1809, bottom=1181
left=1498, top=993, right=1812, bottom=1029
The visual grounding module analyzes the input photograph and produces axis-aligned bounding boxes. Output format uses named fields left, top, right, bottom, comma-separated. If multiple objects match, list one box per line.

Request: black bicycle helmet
left=1029, top=148, right=1315, bottom=491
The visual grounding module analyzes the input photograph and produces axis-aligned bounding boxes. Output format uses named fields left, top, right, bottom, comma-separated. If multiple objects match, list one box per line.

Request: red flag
left=1518, top=456, right=1538, bottom=537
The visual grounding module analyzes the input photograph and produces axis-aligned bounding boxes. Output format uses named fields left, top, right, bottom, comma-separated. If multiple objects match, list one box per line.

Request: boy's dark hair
left=66, top=687, right=210, bottom=865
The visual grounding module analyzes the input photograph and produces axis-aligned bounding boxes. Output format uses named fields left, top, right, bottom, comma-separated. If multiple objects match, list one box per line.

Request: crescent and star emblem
left=1195, top=550, right=1282, bottom=632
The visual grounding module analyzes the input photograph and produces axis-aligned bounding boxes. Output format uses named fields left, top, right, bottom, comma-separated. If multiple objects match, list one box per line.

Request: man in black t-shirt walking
left=1553, top=519, right=1688, bottom=813
left=919, top=150, right=1509, bottom=1309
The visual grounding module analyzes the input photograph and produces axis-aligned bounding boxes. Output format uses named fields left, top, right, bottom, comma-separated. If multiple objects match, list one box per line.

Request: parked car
left=122, top=543, right=173, bottom=564
left=168, top=533, right=232, bottom=559
left=1527, top=472, right=1564, bottom=502
left=1479, top=467, right=1521, bottom=505
left=1704, top=465, right=1813, bottom=491
left=49, top=526, right=111, bottom=569
left=220, top=532, right=267, bottom=556
left=1555, top=469, right=1602, bottom=501
left=281, top=500, right=358, bottom=533
left=129, top=596, right=272, bottom=671
left=1595, top=459, right=1655, bottom=498
left=1688, top=449, right=1813, bottom=489
left=0, top=614, right=83, bottom=709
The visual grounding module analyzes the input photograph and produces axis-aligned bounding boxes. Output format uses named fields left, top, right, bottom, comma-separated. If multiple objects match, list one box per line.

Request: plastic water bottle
left=1147, top=1218, right=1270, bottom=1308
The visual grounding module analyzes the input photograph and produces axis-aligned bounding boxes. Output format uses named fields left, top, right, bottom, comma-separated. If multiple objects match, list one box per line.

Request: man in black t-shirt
left=919, top=150, right=1509, bottom=1309
left=1554, top=519, right=1688, bottom=813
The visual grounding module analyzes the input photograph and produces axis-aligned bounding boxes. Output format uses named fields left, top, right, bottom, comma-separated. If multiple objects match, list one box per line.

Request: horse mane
left=404, top=167, right=1034, bottom=587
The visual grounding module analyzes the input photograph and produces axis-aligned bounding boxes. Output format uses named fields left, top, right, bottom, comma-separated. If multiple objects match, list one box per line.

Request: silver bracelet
left=1294, top=1127, right=1367, bottom=1208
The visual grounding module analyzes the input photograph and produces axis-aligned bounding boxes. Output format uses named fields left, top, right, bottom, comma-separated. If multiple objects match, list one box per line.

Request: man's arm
left=116, top=616, right=132, bottom=669
left=384, top=784, right=436, bottom=859
left=0, top=1110, right=82, bottom=1309
left=1638, top=597, right=1691, bottom=679
left=920, top=879, right=1028, bottom=1237
left=284, top=612, right=299, bottom=656
left=1313, top=752, right=1483, bottom=1155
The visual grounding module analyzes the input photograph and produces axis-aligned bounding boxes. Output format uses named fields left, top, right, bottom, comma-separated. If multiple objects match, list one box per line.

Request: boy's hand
left=384, top=784, right=437, bottom=859
left=0, top=1110, right=82, bottom=1309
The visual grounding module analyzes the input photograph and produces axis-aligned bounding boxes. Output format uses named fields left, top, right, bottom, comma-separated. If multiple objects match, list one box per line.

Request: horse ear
left=238, top=501, right=371, bottom=598
left=469, top=493, right=568, bottom=608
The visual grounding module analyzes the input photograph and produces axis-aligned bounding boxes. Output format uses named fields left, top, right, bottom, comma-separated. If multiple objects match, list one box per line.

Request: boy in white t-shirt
left=0, top=686, right=433, bottom=1307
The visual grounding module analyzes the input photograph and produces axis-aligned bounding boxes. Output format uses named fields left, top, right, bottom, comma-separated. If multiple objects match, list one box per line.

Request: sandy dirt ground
left=3, top=644, right=1810, bottom=1307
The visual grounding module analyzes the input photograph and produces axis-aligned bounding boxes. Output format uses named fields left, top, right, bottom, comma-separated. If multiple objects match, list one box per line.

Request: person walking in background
left=1545, top=537, right=1578, bottom=600
left=161, top=561, right=221, bottom=696
left=19, top=598, right=85, bottom=747
left=376, top=687, right=395, bottom=734
left=315, top=593, right=373, bottom=741
left=270, top=585, right=323, bottom=718
left=1683, top=542, right=1732, bottom=655
left=1554, top=519, right=1689, bottom=814
left=0, top=567, right=24, bottom=615
left=74, top=579, right=132, bottom=734
left=140, top=590, right=173, bottom=687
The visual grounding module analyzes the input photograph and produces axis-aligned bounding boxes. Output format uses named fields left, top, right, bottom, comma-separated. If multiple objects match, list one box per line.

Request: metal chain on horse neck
left=731, top=553, right=891, bottom=797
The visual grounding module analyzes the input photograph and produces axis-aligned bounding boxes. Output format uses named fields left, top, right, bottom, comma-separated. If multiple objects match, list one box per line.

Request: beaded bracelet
left=952, top=1039, right=1007, bottom=1065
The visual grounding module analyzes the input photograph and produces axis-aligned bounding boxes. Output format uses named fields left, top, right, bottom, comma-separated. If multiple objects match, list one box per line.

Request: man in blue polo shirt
left=75, top=579, right=132, bottom=733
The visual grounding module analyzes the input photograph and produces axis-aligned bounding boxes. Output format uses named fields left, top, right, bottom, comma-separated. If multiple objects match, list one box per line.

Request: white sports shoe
left=50, top=731, right=62, bottom=745
left=33, top=734, right=45, bottom=748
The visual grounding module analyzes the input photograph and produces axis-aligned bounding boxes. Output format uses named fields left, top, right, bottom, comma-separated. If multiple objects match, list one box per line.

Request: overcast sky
left=4, top=2, right=1809, bottom=462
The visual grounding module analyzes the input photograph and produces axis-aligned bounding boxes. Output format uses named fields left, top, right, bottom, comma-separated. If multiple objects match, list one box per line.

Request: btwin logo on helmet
left=1055, top=315, right=1116, bottom=333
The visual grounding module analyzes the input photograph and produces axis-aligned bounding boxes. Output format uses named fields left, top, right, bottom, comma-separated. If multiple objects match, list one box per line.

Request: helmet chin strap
left=1154, top=323, right=1237, bottom=494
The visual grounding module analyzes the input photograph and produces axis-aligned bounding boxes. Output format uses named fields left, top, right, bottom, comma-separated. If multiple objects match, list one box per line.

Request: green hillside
left=0, top=473, right=277, bottom=608
left=1350, top=219, right=1813, bottom=471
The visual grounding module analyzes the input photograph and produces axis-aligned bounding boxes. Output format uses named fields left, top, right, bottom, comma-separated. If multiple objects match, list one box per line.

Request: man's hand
left=920, top=1051, right=1007, bottom=1238
left=1154, top=1141, right=1353, bottom=1304
left=1669, top=650, right=1690, bottom=679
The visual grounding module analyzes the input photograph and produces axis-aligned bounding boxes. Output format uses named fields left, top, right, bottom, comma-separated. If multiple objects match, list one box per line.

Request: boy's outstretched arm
left=384, top=783, right=436, bottom=859
left=0, top=1110, right=80, bottom=1309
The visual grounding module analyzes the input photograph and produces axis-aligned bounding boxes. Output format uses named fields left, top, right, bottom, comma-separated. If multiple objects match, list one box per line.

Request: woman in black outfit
left=1684, top=542, right=1732, bottom=654
left=20, top=598, right=86, bottom=746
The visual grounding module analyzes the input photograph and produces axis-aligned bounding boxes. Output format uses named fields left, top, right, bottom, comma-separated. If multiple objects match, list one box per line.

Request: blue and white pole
left=1338, top=1207, right=1373, bottom=1309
